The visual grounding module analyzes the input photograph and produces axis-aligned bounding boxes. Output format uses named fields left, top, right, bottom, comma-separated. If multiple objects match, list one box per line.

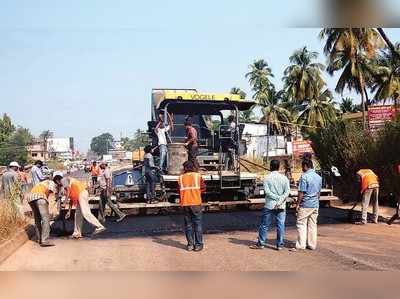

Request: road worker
left=155, top=112, right=174, bottom=174
left=97, top=162, right=126, bottom=223
left=31, top=160, right=46, bottom=185
left=356, top=168, right=380, bottom=225
left=178, top=160, right=206, bottom=252
left=1, top=161, right=20, bottom=199
left=90, top=161, right=100, bottom=187
left=64, top=177, right=106, bottom=238
left=184, top=118, right=199, bottom=170
left=222, top=115, right=238, bottom=171
left=18, top=165, right=28, bottom=193
left=143, top=145, right=159, bottom=204
left=28, top=171, right=64, bottom=247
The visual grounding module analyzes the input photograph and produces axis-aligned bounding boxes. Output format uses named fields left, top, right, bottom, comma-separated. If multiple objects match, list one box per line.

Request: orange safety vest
left=68, top=178, right=87, bottom=204
left=91, top=165, right=99, bottom=176
left=31, top=180, right=55, bottom=199
left=357, top=169, right=379, bottom=194
left=179, top=172, right=202, bottom=206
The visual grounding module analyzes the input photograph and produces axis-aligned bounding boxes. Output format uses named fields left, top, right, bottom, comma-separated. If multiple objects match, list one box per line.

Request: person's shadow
left=228, top=237, right=253, bottom=247
left=152, top=236, right=187, bottom=250
left=229, top=237, right=296, bottom=249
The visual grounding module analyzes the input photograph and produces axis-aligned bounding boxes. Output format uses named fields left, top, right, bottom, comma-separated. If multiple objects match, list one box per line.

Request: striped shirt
left=263, top=171, right=290, bottom=210
left=29, top=180, right=58, bottom=203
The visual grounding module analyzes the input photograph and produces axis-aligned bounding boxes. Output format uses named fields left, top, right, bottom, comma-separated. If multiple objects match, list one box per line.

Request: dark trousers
left=92, top=176, right=98, bottom=186
left=183, top=206, right=203, bottom=247
left=29, top=199, right=50, bottom=244
left=98, top=189, right=125, bottom=222
left=188, top=146, right=199, bottom=170
left=145, top=171, right=156, bottom=201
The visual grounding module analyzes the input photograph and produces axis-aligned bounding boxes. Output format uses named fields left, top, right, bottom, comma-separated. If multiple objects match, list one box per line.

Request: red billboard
left=292, top=140, right=313, bottom=156
left=368, top=105, right=398, bottom=132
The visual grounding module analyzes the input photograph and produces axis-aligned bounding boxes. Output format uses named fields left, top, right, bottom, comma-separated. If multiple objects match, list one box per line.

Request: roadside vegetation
left=0, top=182, right=28, bottom=243
left=310, top=116, right=400, bottom=200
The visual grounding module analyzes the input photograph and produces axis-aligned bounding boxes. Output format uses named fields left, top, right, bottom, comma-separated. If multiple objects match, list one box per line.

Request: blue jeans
left=159, top=144, right=168, bottom=171
left=183, top=206, right=203, bottom=247
left=257, top=208, right=286, bottom=248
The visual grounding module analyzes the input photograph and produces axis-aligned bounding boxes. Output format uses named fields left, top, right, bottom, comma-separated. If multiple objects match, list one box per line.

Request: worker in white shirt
left=155, top=113, right=174, bottom=174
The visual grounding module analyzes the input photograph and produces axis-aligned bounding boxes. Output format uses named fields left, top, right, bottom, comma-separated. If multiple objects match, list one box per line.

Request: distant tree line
left=90, top=129, right=147, bottom=156
left=0, top=114, right=33, bottom=166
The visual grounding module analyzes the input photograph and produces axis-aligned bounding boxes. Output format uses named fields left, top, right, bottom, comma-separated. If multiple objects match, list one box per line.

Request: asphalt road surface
left=1, top=207, right=400, bottom=271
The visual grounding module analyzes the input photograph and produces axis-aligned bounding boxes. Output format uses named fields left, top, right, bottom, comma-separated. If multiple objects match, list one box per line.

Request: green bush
left=310, top=116, right=400, bottom=199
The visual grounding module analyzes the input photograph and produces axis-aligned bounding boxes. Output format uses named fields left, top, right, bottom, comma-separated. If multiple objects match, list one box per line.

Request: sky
left=1, top=1, right=400, bottom=152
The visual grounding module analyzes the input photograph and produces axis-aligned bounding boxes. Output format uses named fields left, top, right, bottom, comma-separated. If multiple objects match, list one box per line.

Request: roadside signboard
left=292, top=140, right=313, bottom=156
left=368, top=105, right=398, bottom=132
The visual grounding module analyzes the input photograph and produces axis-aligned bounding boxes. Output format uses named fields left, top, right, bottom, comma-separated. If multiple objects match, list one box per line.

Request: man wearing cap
left=28, top=171, right=64, bottom=247
left=1, top=161, right=20, bottom=199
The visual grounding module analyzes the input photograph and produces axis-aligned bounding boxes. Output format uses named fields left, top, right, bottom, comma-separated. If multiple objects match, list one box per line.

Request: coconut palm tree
left=245, top=59, right=274, bottom=104
left=320, top=28, right=383, bottom=129
left=370, top=43, right=400, bottom=106
left=230, top=87, right=255, bottom=122
left=297, top=89, right=338, bottom=131
left=283, top=46, right=326, bottom=104
left=377, top=28, right=400, bottom=60
left=258, top=87, right=292, bottom=135
left=239, top=109, right=256, bottom=123
left=230, top=87, right=247, bottom=99
left=340, top=97, right=360, bottom=113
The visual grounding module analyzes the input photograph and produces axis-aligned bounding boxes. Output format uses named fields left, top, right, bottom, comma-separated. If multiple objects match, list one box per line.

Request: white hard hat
left=9, top=161, right=20, bottom=168
left=53, top=171, right=64, bottom=178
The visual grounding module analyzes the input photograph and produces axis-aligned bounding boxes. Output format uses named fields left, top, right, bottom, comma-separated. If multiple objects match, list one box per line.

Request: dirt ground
left=1, top=206, right=400, bottom=271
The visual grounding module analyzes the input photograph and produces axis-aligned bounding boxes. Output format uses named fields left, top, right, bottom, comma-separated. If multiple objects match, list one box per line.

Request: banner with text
left=368, top=105, right=398, bottom=132
left=292, top=140, right=313, bottom=156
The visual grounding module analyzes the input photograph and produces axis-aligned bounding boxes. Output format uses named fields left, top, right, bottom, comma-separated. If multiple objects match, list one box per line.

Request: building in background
left=47, top=137, right=75, bottom=160
left=27, top=137, right=75, bottom=161
left=27, top=140, right=48, bottom=161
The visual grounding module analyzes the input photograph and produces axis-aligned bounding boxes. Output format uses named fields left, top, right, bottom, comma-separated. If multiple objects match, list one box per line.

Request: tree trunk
left=359, top=75, right=367, bottom=130
left=364, top=88, right=370, bottom=106
left=377, top=28, right=400, bottom=60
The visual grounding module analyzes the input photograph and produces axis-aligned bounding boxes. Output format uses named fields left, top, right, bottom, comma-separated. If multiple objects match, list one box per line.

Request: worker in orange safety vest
left=178, top=160, right=206, bottom=252
left=90, top=161, right=100, bottom=187
left=63, top=177, right=106, bottom=239
left=356, top=169, right=380, bottom=225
